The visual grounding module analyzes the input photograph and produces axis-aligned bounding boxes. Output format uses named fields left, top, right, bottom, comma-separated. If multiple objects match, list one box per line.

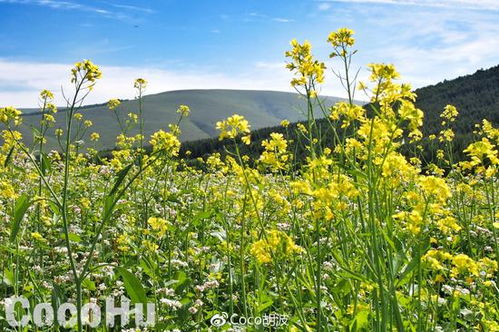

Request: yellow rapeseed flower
left=327, top=27, right=355, bottom=52
left=216, top=114, right=251, bottom=140
left=134, top=78, right=147, bottom=89
left=90, top=132, right=100, bottom=141
left=250, top=230, right=302, bottom=264
left=0, top=106, right=22, bottom=125
left=107, top=99, right=121, bottom=110
left=71, top=60, right=102, bottom=88
left=150, top=130, right=181, bottom=156
left=176, top=105, right=191, bottom=117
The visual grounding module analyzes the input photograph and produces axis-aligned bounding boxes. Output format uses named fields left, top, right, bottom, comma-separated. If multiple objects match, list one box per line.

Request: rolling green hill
left=17, top=89, right=346, bottom=151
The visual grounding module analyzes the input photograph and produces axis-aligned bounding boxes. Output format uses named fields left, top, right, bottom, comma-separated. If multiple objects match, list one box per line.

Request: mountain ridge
left=16, top=89, right=349, bottom=150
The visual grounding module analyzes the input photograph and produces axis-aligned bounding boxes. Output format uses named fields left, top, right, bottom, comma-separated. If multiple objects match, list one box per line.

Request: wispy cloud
left=0, top=0, right=107, bottom=14
left=106, top=2, right=155, bottom=14
left=318, top=0, right=499, bottom=11
left=0, top=0, right=154, bottom=20
left=315, top=2, right=499, bottom=90
left=317, top=3, right=332, bottom=11
left=272, top=17, right=294, bottom=23
left=245, top=11, right=294, bottom=23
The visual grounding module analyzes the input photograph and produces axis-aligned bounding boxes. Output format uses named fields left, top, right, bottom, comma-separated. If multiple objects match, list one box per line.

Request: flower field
left=0, top=29, right=498, bottom=331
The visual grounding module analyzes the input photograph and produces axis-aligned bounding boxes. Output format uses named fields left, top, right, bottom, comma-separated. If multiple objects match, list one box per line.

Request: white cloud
left=244, top=12, right=295, bottom=24
left=358, top=8, right=499, bottom=87
left=0, top=60, right=281, bottom=107
left=0, top=59, right=360, bottom=108
left=0, top=0, right=153, bottom=20
left=0, top=0, right=106, bottom=14
left=319, top=0, right=499, bottom=11
left=313, top=1, right=499, bottom=94
left=317, top=3, right=332, bottom=11
left=272, top=18, right=294, bottom=23
left=107, top=3, right=154, bottom=14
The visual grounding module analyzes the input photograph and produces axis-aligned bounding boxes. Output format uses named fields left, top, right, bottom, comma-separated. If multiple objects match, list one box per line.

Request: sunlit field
left=0, top=29, right=498, bottom=331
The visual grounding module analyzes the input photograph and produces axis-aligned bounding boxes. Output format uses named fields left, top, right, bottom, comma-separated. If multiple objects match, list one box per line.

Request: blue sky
left=1, top=0, right=498, bottom=106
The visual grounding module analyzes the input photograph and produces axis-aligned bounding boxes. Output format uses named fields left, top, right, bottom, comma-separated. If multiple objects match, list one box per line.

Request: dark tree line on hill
left=179, top=65, right=499, bottom=168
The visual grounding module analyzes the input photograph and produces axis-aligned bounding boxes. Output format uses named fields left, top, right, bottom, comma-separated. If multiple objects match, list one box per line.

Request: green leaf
left=2, top=268, right=14, bottom=286
left=109, top=164, right=133, bottom=196
left=10, top=194, right=31, bottom=243
left=396, top=246, right=430, bottom=287
left=173, top=271, right=187, bottom=289
left=115, top=267, right=148, bottom=304
left=193, top=210, right=213, bottom=222
left=82, top=278, right=96, bottom=291
left=256, top=299, right=273, bottom=313
left=60, top=233, right=81, bottom=243
left=140, top=257, right=158, bottom=280
left=102, top=195, right=115, bottom=221
left=350, top=310, right=370, bottom=330
left=40, top=153, right=52, bottom=175
left=3, top=146, right=15, bottom=167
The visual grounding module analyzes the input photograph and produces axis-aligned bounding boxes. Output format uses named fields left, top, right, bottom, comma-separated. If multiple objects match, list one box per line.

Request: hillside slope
left=18, top=89, right=345, bottom=150
left=416, top=65, right=499, bottom=135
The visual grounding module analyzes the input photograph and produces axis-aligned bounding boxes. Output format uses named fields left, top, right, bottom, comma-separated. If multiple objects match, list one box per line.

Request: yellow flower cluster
left=441, top=104, right=459, bottom=122
left=31, top=232, right=46, bottom=242
left=259, top=132, right=290, bottom=171
left=436, top=215, right=461, bottom=234
left=478, top=119, right=499, bottom=142
left=39, top=90, right=57, bottom=114
left=422, top=249, right=453, bottom=271
left=327, top=27, right=355, bottom=48
left=148, top=217, right=169, bottom=238
left=134, top=78, right=147, bottom=89
left=0, top=106, right=22, bottom=125
left=329, top=102, right=365, bottom=128
left=368, top=63, right=400, bottom=82
left=418, top=175, right=451, bottom=202
left=71, top=60, right=102, bottom=87
left=285, top=39, right=326, bottom=96
left=381, top=152, right=419, bottom=185
left=216, top=114, right=250, bottom=140
left=115, top=234, right=132, bottom=252
left=149, top=130, right=181, bottom=156
left=327, top=27, right=355, bottom=59
left=0, top=180, right=17, bottom=199
left=250, top=230, right=302, bottom=264
left=107, top=99, right=121, bottom=110
left=177, top=105, right=191, bottom=117
left=462, top=138, right=498, bottom=174
left=42, top=113, right=55, bottom=124
left=439, top=128, right=455, bottom=142
left=451, top=254, right=480, bottom=277
left=90, top=132, right=100, bottom=141
left=40, top=89, right=54, bottom=100
left=393, top=209, right=424, bottom=235
left=423, top=250, right=498, bottom=282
